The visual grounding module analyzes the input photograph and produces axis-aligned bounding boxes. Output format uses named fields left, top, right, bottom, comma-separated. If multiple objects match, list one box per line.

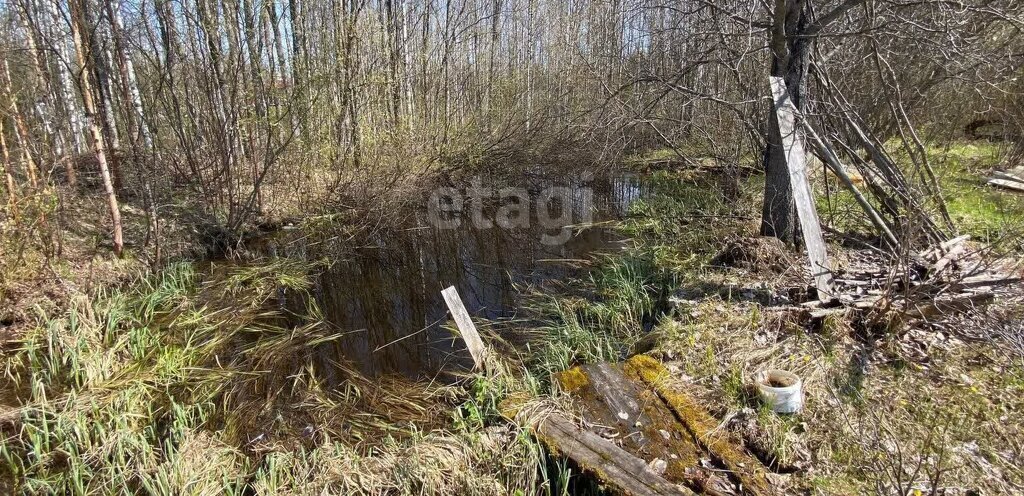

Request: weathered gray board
left=988, top=177, right=1024, bottom=192
left=991, top=171, right=1024, bottom=185
left=441, top=286, right=488, bottom=371
left=538, top=358, right=775, bottom=496
left=770, top=76, right=834, bottom=300
left=536, top=413, right=696, bottom=496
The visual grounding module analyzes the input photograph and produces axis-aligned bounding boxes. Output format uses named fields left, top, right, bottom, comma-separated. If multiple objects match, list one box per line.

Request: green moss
left=625, top=355, right=772, bottom=495
left=554, top=367, right=590, bottom=393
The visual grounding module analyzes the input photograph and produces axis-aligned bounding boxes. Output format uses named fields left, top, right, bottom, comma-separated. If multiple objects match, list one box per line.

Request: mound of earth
left=711, top=236, right=791, bottom=271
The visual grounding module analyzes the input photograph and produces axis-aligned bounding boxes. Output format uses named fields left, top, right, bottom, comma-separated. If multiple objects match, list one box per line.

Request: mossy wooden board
left=527, top=357, right=775, bottom=496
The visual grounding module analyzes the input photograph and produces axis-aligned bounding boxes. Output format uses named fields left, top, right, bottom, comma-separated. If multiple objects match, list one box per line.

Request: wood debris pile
left=803, top=235, right=1021, bottom=329
left=767, top=75, right=1019, bottom=321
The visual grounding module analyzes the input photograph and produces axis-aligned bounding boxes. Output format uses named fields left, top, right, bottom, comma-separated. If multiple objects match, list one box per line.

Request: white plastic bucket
left=756, top=369, right=803, bottom=413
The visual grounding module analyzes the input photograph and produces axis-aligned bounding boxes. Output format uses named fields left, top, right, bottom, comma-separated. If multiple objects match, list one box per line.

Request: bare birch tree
left=69, top=0, right=123, bottom=256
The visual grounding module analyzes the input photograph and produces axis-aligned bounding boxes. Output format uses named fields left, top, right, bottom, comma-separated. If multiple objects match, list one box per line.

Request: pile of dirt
left=711, top=236, right=791, bottom=272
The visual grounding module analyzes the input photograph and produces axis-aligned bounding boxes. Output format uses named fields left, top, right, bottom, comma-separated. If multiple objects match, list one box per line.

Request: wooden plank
left=769, top=76, right=834, bottom=301
left=987, top=178, right=1024, bottom=192
left=440, top=286, right=488, bottom=371
left=991, top=171, right=1024, bottom=185
left=584, top=363, right=645, bottom=424
left=939, top=234, right=971, bottom=252
left=958, top=273, right=1022, bottom=288
left=524, top=360, right=783, bottom=495
left=557, top=364, right=705, bottom=474
left=534, top=413, right=696, bottom=496
left=625, top=355, right=775, bottom=496
left=930, top=235, right=970, bottom=276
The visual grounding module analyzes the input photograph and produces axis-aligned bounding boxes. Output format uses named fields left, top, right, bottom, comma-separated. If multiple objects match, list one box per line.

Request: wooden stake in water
left=441, top=286, right=488, bottom=371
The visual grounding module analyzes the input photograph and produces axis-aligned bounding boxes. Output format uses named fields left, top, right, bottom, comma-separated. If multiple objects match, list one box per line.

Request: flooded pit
left=251, top=172, right=651, bottom=378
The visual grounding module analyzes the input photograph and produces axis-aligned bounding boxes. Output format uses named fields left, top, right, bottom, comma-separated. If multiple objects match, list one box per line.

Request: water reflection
left=278, top=173, right=649, bottom=378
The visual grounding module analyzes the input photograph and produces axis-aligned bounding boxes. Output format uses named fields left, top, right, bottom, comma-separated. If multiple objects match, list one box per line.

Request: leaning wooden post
left=441, top=285, right=490, bottom=373
left=800, top=119, right=901, bottom=251
left=769, top=77, right=835, bottom=301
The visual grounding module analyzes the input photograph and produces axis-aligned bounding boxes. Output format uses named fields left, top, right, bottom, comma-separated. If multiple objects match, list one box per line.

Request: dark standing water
left=266, top=173, right=650, bottom=378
